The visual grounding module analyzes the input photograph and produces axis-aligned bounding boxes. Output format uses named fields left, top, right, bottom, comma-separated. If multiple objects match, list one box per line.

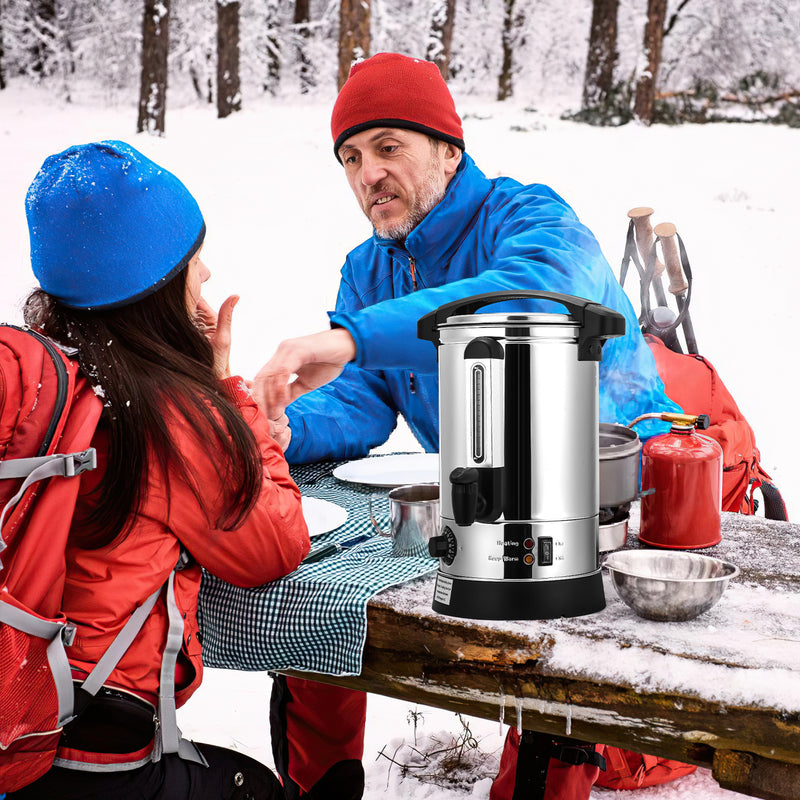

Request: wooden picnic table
left=282, top=505, right=800, bottom=800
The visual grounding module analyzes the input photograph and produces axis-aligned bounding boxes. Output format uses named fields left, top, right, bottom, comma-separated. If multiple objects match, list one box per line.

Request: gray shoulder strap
left=0, top=449, right=96, bottom=556
left=154, top=566, right=208, bottom=766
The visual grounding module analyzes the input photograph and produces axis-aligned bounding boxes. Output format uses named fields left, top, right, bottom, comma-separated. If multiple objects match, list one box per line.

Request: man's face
left=338, top=128, right=461, bottom=241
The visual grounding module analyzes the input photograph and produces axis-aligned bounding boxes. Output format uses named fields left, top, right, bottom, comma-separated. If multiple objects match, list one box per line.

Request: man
left=256, top=53, right=679, bottom=800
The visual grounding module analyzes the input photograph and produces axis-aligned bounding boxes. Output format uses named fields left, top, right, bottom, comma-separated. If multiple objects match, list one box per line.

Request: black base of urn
left=431, top=569, right=606, bottom=620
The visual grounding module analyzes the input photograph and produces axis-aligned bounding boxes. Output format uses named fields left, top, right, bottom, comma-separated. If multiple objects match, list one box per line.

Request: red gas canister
left=637, top=415, right=723, bottom=549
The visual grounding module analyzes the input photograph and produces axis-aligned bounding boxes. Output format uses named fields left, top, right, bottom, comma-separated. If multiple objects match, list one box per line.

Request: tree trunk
left=137, top=0, right=170, bottom=135
left=28, top=0, right=56, bottom=76
left=264, top=0, right=281, bottom=96
left=427, top=0, right=456, bottom=81
left=634, top=0, right=668, bottom=124
left=581, top=0, right=619, bottom=111
left=0, top=3, right=6, bottom=90
left=294, top=0, right=314, bottom=94
left=217, top=0, right=241, bottom=118
left=497, top=0, right=520, bottom=101
left=338, top=0, right=370, bottom=91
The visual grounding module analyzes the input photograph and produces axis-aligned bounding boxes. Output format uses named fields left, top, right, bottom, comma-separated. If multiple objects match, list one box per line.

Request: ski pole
left=627, top=206, right=669, bottom=309
left=654, top=222, right=699, bottom=354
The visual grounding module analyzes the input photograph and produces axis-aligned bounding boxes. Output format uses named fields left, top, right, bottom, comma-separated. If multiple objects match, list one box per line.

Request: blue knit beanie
left=26, top=140, right=206, bottom=310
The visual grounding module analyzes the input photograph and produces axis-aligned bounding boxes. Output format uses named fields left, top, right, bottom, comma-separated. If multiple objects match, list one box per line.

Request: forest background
left=2, top=0, right=800, bottom=132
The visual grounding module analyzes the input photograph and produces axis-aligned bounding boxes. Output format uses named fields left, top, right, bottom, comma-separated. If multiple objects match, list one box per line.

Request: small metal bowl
left=603, top=550, right=739, bottom=621
left=599, top=508, right=629, bottom=552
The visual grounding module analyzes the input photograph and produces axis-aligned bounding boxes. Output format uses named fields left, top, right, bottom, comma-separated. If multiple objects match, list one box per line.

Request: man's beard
left=369, top=158, right=448, bottom=241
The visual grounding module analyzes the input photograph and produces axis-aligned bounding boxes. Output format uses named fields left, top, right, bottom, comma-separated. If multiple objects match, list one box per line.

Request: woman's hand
left=196, top=295, right=238, bottom=379
left=269, top=413, right=292, bottom=451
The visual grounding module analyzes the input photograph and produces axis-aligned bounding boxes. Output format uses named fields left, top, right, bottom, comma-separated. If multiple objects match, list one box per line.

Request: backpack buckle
left=67, top=449, right=97, bottom=477
left=62, top=623, right=77, bottom=646
left=552, top=743, right=607, bottom=771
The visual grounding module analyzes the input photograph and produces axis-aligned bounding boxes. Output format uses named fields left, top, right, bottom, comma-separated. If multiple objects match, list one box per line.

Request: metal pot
left=599, top=422, right=641, bottom=508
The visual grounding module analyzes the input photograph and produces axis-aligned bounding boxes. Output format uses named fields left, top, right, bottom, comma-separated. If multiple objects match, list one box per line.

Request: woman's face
left=185, top=248, right=210, bottom=313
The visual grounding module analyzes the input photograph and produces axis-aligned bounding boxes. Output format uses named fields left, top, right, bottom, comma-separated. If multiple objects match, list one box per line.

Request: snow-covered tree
left=582, top=0, right=620, bottom=112
left=263, top=0, right=281, bottom=95
left=427, top=0, right=456, bottom=80
left=217, top=0, right=241, bottom=118
left=338, top=0, right=370, bottom=90
left=137, top=0, right=170, bottom=135
left=634, top=0, right=667, bottom=123
left=294, top=0, right=315, bottom=94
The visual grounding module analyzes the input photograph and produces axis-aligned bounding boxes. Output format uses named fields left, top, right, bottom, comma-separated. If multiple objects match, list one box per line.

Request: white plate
left=332, top=453, right=439, bottom=488
left=301, top=496, right=349, bottom=538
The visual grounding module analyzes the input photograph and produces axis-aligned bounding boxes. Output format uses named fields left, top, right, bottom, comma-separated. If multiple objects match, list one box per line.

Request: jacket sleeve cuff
left=219, top=376, right=254, bottom=408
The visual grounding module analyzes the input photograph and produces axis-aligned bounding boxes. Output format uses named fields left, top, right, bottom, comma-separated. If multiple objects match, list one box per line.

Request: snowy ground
left=2, top=82, right=797, bottom=798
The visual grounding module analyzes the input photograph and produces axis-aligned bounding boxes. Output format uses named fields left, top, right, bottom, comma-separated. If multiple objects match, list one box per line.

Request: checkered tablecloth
left=197, top=458, right=438, bottom=676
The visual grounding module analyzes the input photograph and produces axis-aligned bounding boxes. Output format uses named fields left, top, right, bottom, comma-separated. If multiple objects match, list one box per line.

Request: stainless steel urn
left=417, top=290, right=625, bottom=620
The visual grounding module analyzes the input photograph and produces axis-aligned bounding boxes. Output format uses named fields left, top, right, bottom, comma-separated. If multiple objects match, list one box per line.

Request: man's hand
left=196, top=295, right=239, bottom=379
left=253, top=328, right=357, bottom=420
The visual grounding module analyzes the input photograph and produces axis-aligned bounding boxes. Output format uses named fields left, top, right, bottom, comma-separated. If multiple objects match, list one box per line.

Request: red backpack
left=0, top=325, right=103, bottom=789
left=645, top=334, right=786, bottom=519
left=0, top=324, right=104, bottom=791
left=620, top=212, right=787, bottom=521
left=594, top=747, right=697, bottom=790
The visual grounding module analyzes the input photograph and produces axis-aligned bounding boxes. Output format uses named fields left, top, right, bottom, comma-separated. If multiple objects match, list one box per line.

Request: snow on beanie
left=26, top=140, right=206, bottom=310
left=330, top=52, right=464, bottom=162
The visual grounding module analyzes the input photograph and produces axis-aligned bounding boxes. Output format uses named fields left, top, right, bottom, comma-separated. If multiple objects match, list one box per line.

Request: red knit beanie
left=331, top=53, right=464, bottom=162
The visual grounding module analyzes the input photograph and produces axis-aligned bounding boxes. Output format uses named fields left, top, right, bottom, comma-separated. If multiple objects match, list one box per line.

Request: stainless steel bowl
left=599, top=512, right=628, bottom=552
left=603, top=550, right=739, bottom=621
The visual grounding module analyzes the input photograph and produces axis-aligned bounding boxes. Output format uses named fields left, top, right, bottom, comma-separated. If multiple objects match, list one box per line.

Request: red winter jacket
left=63, top=376, right=310, bottom=709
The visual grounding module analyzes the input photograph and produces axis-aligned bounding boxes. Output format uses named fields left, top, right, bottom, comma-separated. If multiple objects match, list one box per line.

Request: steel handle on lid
left=417, top=290, right=625, bottom=361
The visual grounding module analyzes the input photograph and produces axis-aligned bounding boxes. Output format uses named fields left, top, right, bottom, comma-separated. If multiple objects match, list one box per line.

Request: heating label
left=434, top=574, right=454, bottom=605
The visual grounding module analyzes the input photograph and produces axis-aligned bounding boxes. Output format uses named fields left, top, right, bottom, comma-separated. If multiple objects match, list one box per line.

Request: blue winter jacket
left=285, top=154, right=679, bottom=464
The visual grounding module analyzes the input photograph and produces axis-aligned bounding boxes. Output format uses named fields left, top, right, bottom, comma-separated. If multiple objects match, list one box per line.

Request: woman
left=8, top=140, right=310, bottom=799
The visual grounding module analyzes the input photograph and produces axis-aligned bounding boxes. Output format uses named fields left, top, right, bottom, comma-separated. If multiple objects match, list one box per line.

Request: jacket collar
left=373, top=153, right=493, bottom=270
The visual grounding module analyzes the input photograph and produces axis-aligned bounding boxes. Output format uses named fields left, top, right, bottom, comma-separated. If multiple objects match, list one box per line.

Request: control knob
left=428, top=526, right=457, bottom=565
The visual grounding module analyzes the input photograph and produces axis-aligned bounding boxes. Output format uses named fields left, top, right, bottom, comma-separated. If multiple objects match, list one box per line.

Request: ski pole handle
left=628, top=206, right=664, bottom=277
left=654, top=222, right=688, bottom=295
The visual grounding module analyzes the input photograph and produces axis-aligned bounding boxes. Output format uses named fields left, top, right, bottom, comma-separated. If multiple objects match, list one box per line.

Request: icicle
left=515, top=697, right=523, bottom=735
left=565, top=704, right=572, bottom=736
left=499, top=693, right=506, bottom=735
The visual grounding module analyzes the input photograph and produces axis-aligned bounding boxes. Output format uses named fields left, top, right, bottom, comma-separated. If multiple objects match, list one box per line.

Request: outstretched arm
left=252, top=327, right=357, bottom=422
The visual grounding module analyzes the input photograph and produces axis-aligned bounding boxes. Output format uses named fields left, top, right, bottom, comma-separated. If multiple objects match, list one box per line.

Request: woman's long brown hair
left=24, top=269, right=262, bottom=548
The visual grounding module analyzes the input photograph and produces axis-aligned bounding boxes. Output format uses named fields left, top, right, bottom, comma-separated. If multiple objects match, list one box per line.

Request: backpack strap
left=0, top=602, right=76, bottom=727
left=69, top=550, right=207, bottom=767
left=74, top=586, right=162, bottom=712
left=153, top=557, right=208, bottom=766
left=0, top=449, right=97, bottom=557
left=602, top=744, right=636, bottom=779
left=753, top=479, right=789, bottom=522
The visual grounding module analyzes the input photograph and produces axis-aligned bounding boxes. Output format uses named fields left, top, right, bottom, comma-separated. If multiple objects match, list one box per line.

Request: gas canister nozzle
left=629, top=411, right=710, bottom=431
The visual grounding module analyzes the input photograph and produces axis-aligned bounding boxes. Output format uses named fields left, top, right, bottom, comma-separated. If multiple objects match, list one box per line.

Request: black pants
left=6, top=742, right=283, bottom=800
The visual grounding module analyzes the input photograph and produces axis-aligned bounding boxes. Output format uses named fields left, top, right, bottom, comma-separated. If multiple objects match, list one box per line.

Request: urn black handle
left=417, top=290, right=625, bottom=361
